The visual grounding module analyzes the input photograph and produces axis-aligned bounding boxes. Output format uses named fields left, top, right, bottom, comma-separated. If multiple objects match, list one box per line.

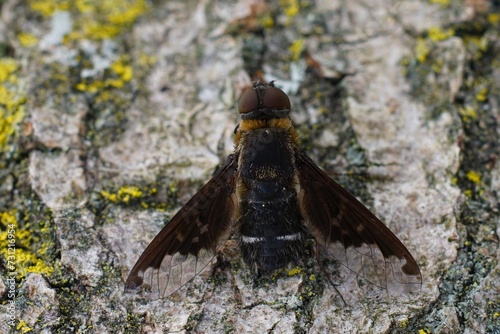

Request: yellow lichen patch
left=0, top=210, right=17, bottom=226
left=75, top=80, right=104, bottom=93
left=475, top=86, right=488, bottom=102
left=0, top=58, right=26, bottom=157
left=17, top=320, right=33, bottom=333
left=0, top=211, right=55, bottom=280
left=29, top=0, right=147, bottom=41
left=488, top=13, right=500, bottom=26
left=110, top=57, right=133, bottom=84
left=138, top=53, right=157, bottom=67
left=106, top=0, right=147, bottom=25
left=0, top=58, right=18, bottom=82
left=431, top=59, right=444, bottom=74
left=29, top=0, right=64, bottom=17
left=117, top=186, right=143, bottom=203
left=398, top=318, right=409, bottom=328
left=280, top=0, right=300, bottom=17
left=429, top=0, right=450, bottom=5
left=463, top=35, right=489, bottom=60
left=466, top=171, right=481, bottom=184
left=260, top=14, right=274, bottom=29
left=415, top=38, right=430, bottom=63
left=100, top=190, right=118, bottom=203
left=0, top=212, right=18, bottom=267
left=18, top=33, right=39, bottom=47
left=15, top=225, right=34, bottom=249
left=79, top=0, right=147, bottom=40
left=76, top=56, right=133, bottom=94
left=428, top=27, right=454, bottom=42
left=418, top=329, right=431, bottom=334
left=75, top=0, right=94, bottom=13
left=16, top=250, right=55, bottom=279
left=288, top=267, right=302, bottom=276
left=81, top=22, right=122, bottom=40
left=459, top=106, right=477, bottom=121
left=101, top=185, right=157, bottom=205
left=289, top=39, right=304, bottom=62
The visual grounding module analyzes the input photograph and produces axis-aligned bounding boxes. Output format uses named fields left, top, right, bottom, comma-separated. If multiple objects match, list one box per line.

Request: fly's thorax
left=234, top=118, right=299, bottom=146
left=237, top=127, right=297, bottom=187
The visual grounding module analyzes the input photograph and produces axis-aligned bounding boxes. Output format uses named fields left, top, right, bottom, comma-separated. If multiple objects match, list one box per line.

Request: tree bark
left=0, top=0, right=498, bottom=333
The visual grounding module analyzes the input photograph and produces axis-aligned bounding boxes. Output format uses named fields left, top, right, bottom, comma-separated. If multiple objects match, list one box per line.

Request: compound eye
left=238, top=89, right=259, bottom=114
left=263, top=87, right=290, bottom=111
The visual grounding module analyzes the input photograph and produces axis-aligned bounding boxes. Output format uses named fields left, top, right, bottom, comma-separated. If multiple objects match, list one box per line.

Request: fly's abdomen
left=238, top=128, right=304, bottom=272
left=240, top=186, right=303, bottom=272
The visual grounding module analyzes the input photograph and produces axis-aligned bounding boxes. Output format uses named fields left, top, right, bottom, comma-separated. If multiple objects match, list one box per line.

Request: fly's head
left=238, top=81, right=291, bottom=120
left=235, top=82, right=298, bottom=145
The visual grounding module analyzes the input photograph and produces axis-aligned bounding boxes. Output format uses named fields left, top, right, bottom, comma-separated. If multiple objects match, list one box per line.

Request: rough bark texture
left=0, top=0, right=499, bottom=333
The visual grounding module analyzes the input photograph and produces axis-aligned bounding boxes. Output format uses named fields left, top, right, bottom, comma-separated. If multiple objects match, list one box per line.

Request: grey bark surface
left=0, top=0, right=499, bottom=333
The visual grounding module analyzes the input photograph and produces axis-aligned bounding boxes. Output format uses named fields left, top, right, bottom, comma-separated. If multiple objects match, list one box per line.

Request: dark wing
left=125, top=153, right=239, bottom=298
left=296, top=152, right=422, bottom=292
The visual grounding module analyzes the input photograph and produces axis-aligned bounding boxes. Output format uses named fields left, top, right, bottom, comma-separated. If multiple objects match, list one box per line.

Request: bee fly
left=125, top=81, right=422, bottom=298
